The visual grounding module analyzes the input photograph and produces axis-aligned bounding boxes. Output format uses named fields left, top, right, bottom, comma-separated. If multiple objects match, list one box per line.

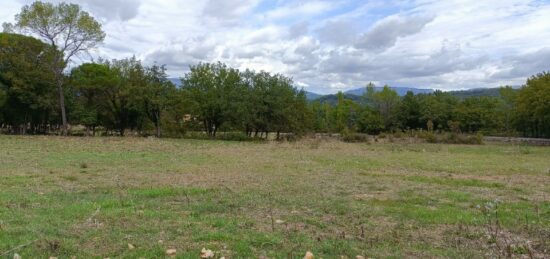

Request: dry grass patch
left=0, top=136, right=549, bottom=258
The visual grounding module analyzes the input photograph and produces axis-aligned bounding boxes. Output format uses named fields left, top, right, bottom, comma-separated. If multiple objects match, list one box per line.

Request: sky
left=1, top=0, right=549, bottom=94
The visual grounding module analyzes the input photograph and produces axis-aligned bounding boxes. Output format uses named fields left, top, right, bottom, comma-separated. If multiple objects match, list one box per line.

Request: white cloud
left=355, top=15, right=434, bottom=51
left=1, top=0, right=549, bottom=93
left=260, top=1, right=334, bottom=21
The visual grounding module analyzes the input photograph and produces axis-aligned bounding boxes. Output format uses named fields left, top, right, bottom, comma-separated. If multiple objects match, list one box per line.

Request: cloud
left=492, top=48, right=550, bottom=80
left=260, top=1, right=334, bottom=21
left=316, top=19, right=356, bottom=45
left=15, top=0, right=143, bottom=21
left=355, top=15, right=434, bottom=51
left=202, top=0, right=260, bottom=24
left=78, top=0, right=143, bottom=21
left=2, top=0, right=549, bottom=93
left=288, top=21, right=309, bottom=39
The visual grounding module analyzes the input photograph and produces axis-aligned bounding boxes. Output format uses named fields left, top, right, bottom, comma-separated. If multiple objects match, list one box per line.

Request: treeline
left=312, top=77, right=550, bottom=138
left=0, top=32, right=309, bottom=138
left=1, top=32, right=549, bottom=139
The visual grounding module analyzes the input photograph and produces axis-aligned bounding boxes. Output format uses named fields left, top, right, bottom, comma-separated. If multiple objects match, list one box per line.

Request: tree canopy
left=7, top=1, right=105, bottom=135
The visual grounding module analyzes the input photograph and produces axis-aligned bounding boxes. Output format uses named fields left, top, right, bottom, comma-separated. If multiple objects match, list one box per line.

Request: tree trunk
left=203, top=119, right=209, bottom=136
left=56, top=76, right=68, bottom=136
left=154, top=111, right=161, bottom=138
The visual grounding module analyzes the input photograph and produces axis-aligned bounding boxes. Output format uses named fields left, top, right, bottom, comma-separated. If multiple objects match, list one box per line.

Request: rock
left=13, top=254, right=21, bottom=259
left=275, top=219, right=285, bottom=224
left=49, top=257, right=58, bottom=259
left=128, top=243, right=135, bottom=250
left=200, top=248, right=215, bottom=258
left=356, top=256, right=365, bottom=259
left=304, top=251, right=314, bottom=259
left=166, top=249, right=177, bottom=256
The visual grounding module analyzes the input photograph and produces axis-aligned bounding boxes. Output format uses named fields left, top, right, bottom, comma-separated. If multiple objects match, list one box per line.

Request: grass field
left=0, top=136, right=549, bottom=258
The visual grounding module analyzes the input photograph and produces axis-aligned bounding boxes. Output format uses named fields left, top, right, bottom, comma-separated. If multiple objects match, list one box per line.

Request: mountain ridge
left=168, top=78, right=514, bottom=101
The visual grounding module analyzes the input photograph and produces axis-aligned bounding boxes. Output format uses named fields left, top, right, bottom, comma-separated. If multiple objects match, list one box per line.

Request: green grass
left=0, top=136, right=549, bottom=258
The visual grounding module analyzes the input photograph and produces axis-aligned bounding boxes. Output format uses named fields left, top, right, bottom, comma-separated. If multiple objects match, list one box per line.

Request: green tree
left=454, top=97, right=500, bottom=133
left=0, top=32, right=57, bottom=134
left=333, top=92, right=361, bottom=133
left=371, top=85, right=400, bottom=130
left=515, top=72, right=550, bottom=138
left=357, top=106, right=384, bottom=134
left=140, top=64, right=177, bottom=137
left=397, top=91, right=422, bottom=130
left=498, top=86, right=517, bottom=136
left=310, top=101, right=331, bottom=133
left=9, top=1, right=105, bottom=135
left=69, top=63, right=118, bottom=136
left=418, top=91, right=458, bottom=131
left=182, top=62, right=244, bottom=137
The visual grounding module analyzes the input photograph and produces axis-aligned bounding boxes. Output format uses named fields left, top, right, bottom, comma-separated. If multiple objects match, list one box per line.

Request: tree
left=333, top=92, right=361, bottom=133
left=182, top=62, right=243, bottom=137
left=397, top=91, right=422, bottom=130
left=418, top=91, right=458, bottom=131
left=454, top=97, right=500, bottom=133
left=515, top=72, right=550, bottom=138
left=0, top=32, right=57, bottom=134
left=140, top=64, right=177, bottom=137
left=370, top=85, right=400, bottom=130
left=9, top=1, right=105, bottom=135
left=357, top=106, right=384, bottom=134
left=107, top=57, right=147, bottom=136
left=265, top=74, right=309, bottom=138
left=70, top=63, right=118, bottom=136
left=310, top=101, right=331, bottom=133
left=498, top=86, right=517, bottom=136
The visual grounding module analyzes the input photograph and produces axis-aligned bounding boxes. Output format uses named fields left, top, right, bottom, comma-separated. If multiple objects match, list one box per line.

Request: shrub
left=422, top=132, right=437, bottom=143
left=183, top=132, right=210, bottom=140
left=282, top=133, right=300, bottom=142
left=341, top=133, right=370, bottom=143
left=443, top=133, right=483, bottom=144
left=417, top=131, right=483, bottom=145
left=392, top=131, right=405, bottom=139
left=218, top=132, right=252, bottom=141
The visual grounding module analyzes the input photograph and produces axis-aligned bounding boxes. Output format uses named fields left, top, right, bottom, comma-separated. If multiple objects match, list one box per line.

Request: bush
left=282, top=133, right=300, bottom=142
left=417, top=131, right=483, bottom=145
left=442, top=133, right=483, bottom=144
left=218, top=132, right=252, bottom=141
left=422, top=132, right=437, bottom=143
left=341, top=132, right=370, bottom=143
left=183, top=131, right=210, bottom=140
left=392, top=131, right=405, bottom=139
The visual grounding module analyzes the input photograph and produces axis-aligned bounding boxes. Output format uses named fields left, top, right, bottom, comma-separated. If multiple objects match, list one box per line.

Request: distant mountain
left=305, top=91, right=323, bottom=100
left=171, top=78, right=514, bottom=102
left=345, top=86, right=434, bottom=96
left=168, top=78, right=182, bottom=87
left=447, top=88, right=514, bottom=99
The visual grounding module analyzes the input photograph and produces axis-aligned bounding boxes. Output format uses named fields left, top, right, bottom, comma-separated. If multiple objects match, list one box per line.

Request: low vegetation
left=1, top=136, right=549, bottom=258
